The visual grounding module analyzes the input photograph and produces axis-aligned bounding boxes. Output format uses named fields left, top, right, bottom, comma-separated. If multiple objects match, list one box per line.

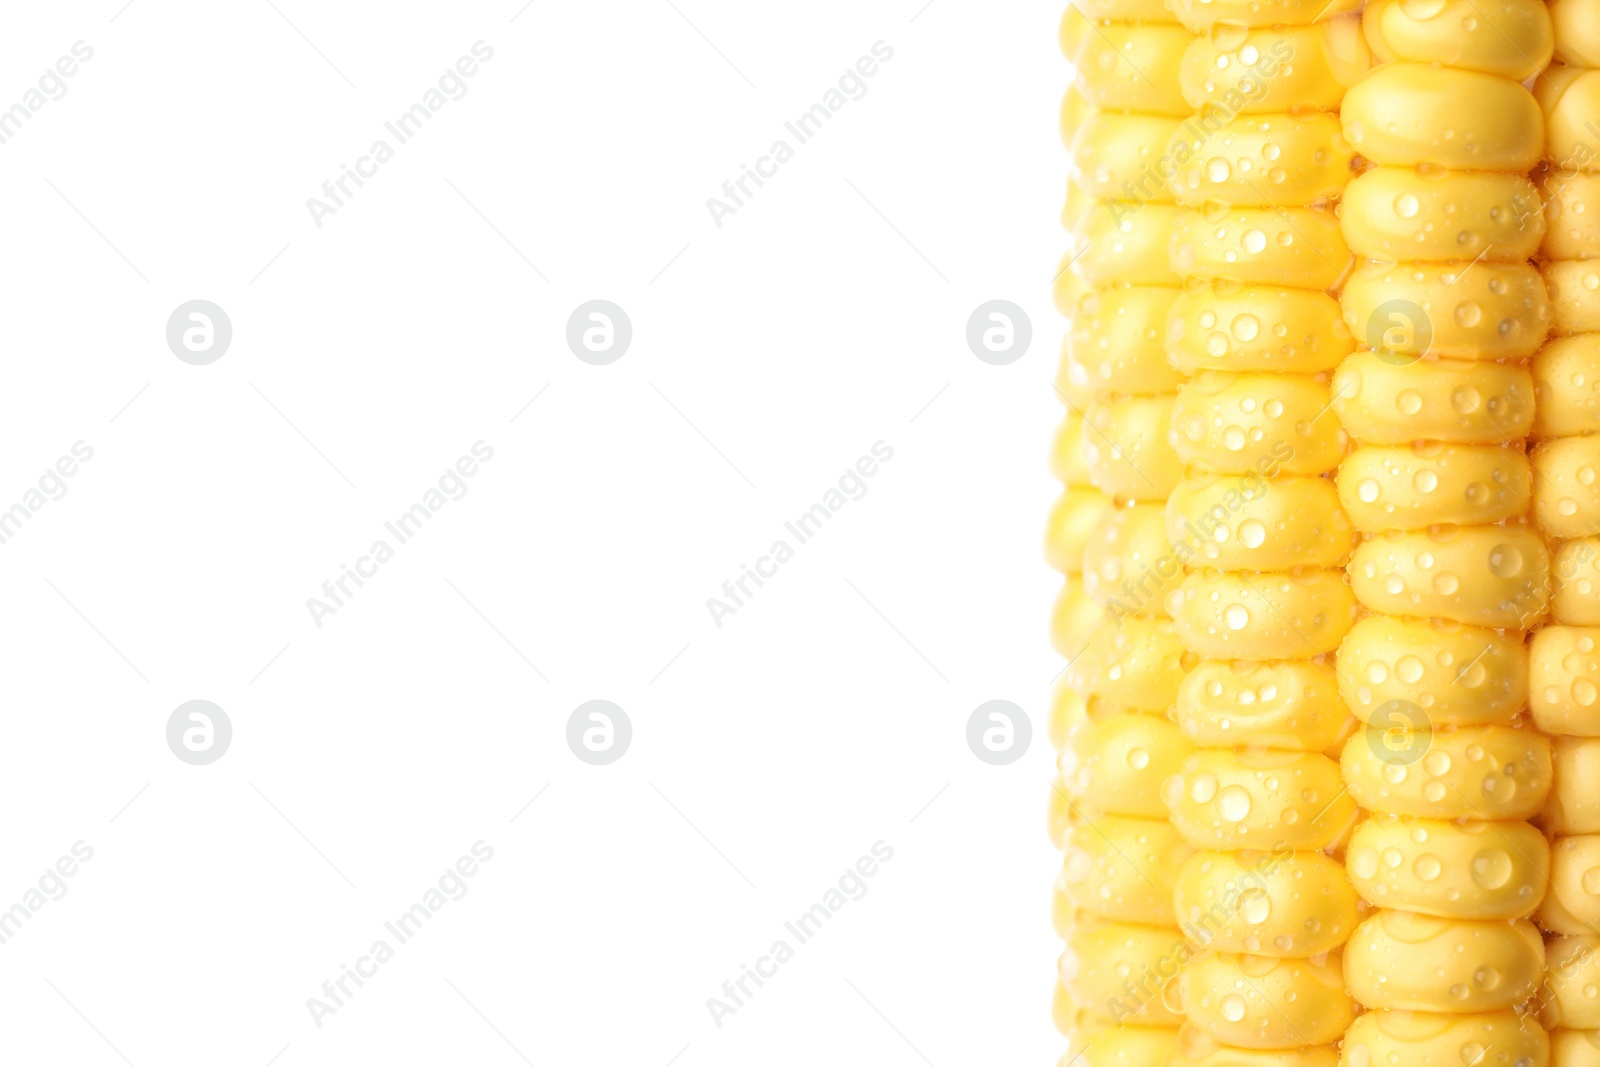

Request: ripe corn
left=1050, top=0, right=1600, bottom=1063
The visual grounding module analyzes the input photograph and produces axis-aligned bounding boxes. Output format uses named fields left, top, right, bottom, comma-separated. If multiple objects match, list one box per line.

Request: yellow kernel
left=1181, top=951, right=1355, bottom=1048
left=1343, top=63, right=1544, bottom=172
left=1173, top=568, right=1357, bottom=659
left=1347, top=525, right=1550, bottom=628
left=1167, top=474, right=1354, bottom=571
left=1335, top=443, right=1531, bottom=532
left=1346, top=814, right=1549, bottom=918
left=1343, top=910, right=1543, bottom=1012
left=1166, top=749, right=1355, bottom=850
left=1174, top=849, right=1358, bottom=957
left=1176, top=659, right=1349, bottom=751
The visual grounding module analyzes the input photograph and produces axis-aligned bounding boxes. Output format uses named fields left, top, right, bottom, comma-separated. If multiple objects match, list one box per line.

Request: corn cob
left=1531, top=2, right=1600, bottom=1062
left=1328, top=3, right=1557, bottom=1065
left=1055, top=1, right=1600, bottom=1062
left=1050, top=3, right=1197, bottom=1063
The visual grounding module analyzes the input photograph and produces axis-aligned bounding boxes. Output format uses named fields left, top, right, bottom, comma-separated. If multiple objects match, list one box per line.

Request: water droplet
left=1351, top=847, right=1380, bottom=879
left=1221, top=993, right=1247, bottom=1022
left=1242, top=229, right=1267, bottom=254
left=1488, top=545, right=1523, bottom=578
left=1395, top=193, right=1420, bottom=218
left=1239, top=520, right=1266, bottom=549
left=1218, top=785, right=1253, bottom=822
left=1471, top=849, right=1513, bottom=889
left=1238, top=887, right=1271, bottom=924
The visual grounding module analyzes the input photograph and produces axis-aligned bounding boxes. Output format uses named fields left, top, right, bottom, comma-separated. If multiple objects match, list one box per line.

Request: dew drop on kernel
left=1488, top=545, right=1523, bottom=578
left=1471, top=849, right=1513, bottom=889
left=1217, top=785, right=1253, bottom=822
left=1238, top=888, right=1271, bottom=924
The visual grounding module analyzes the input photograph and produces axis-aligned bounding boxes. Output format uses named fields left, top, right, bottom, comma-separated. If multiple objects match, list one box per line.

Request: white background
left=0, top=1, right=1063, bottom=1064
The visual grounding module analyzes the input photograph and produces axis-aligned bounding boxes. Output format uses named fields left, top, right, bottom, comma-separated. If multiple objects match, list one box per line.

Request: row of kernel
left=1050, top=2, right=1197, bottom=1063
left=1530, top=2, right=1600, bottom=1061
left=1157, top=1, right=1368, bottom=1062
left=1333, top=2, right=1555, bottom=1065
